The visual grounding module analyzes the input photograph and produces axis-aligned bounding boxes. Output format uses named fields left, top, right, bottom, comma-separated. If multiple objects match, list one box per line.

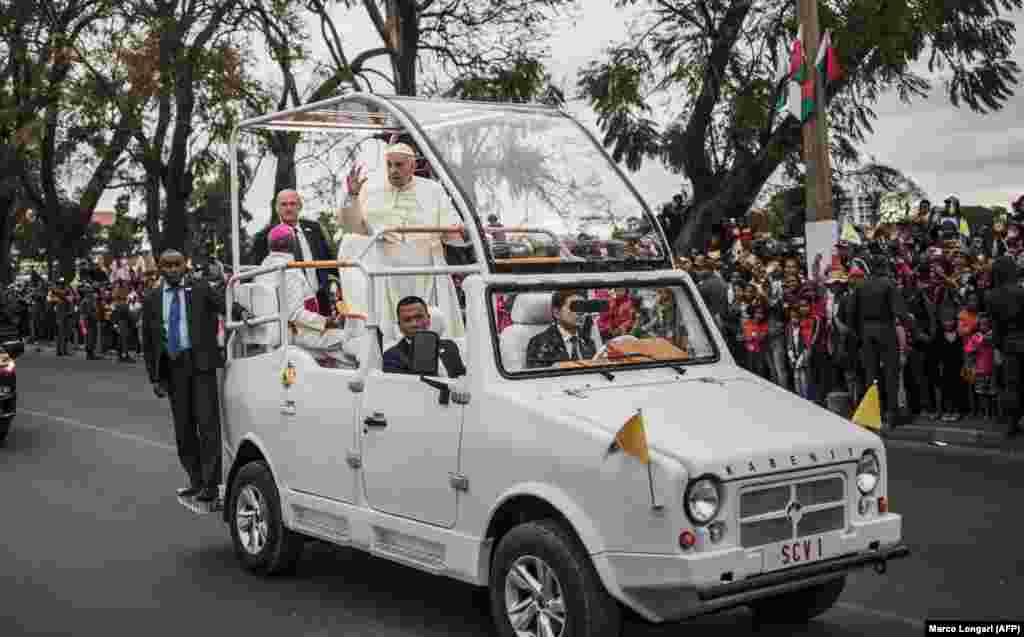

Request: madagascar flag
left=607, top=411, right=650, bottom=464
left=815, top=30, right=843, bottom=88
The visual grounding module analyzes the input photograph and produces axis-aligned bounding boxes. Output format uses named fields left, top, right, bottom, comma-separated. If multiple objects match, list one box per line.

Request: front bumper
left=593, top=513, right=907, bottom=623
left=0, top=386, right=14, bottom=419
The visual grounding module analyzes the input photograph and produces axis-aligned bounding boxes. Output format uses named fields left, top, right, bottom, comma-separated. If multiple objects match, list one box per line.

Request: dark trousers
left=1001, top=335, right=1024, bottom=428
left=55, top=311, right=70, bottom=355
left=164, top=350, right=222, bottom=489
left=904, top=348, right=929, bottom=414
left=118, top=318, right=136, bottom=356
left=859, top=322, right=900, bottom=415
left=86, top=319, right=99, bottom=355
left=935, top=339, right=967, bottom=413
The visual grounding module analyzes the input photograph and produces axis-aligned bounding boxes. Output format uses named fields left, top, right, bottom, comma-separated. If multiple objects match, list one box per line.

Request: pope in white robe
left=337, top=143, right=465, bottom=341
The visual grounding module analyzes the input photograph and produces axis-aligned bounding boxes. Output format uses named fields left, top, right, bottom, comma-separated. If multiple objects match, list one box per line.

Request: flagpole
left=640, top=408, right=662, bottom=510
left=799, top=0, right=835, bottom=278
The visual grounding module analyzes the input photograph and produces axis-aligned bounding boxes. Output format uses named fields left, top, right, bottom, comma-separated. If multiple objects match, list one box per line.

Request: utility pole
left=798, top=0, right=836, bottom=275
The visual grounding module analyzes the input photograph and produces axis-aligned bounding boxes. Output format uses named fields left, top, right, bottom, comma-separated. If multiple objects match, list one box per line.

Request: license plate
left=764, top=534, right=835, bottom=571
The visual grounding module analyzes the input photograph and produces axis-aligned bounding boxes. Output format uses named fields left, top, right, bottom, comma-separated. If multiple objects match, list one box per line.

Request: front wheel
left=489, top=519, right=622, bottom=637
left=227, top=460, right=304, bottom=575
left=749, top=576, right=846, bottom=624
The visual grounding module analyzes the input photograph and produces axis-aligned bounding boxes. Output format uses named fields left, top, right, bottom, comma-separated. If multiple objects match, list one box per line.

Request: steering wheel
left=593, top=335, right=639, bottom=360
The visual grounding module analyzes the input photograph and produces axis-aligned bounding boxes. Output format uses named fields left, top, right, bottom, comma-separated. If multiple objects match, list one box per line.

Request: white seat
left=499, top=293, right=552, bottom=372
left=236, top=282, right=280, bottom=350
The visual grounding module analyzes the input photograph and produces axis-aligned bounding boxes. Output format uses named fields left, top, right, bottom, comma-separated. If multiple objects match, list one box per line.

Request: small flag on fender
left=852, top=383, right=882, bottom=432
left=607, top=410, right=650, bottom=464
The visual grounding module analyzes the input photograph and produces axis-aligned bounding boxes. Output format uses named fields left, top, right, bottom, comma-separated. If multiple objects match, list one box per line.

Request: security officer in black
left=846, top=254, right=908, bottom=427
left=985, top=256, right=1024, bottom=434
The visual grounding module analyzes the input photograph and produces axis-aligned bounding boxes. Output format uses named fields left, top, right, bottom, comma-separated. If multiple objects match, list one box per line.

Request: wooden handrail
left=286, top=259, right=359, bottom=270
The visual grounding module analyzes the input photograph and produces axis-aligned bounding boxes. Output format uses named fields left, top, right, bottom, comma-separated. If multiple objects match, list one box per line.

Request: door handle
left=363, top=412, right=387, bottom=429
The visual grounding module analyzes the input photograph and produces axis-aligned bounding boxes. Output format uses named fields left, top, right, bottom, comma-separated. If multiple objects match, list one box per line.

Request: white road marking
left=21, top=409, right=176, bottom=452
left=835, top=602, right=925, bottom=629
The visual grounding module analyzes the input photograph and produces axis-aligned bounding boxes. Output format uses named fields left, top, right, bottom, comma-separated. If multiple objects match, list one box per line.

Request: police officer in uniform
left=846, top=254, right=907, bottom=427
left=985, top=256, right=1024, bottom=435
left=48, top=278, right=72, bottom=356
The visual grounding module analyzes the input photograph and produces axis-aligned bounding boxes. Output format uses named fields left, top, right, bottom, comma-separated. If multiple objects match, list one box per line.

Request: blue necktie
left=168, top=289, right=181, bottom=355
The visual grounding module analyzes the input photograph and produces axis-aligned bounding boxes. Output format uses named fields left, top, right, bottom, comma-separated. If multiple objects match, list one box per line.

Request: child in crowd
left=787, top=295, right=818, bottom=400
left=743, top=302, right=771, bottom=380
left=965, top=313, right=997, bottom=419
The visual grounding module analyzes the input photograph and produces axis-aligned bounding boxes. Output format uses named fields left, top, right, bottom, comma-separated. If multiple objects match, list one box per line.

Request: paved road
left=2, top=348, right=1021, bottom=636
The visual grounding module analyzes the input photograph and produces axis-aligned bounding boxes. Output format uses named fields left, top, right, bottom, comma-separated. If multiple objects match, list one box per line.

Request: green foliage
left=102, top=194, right=143, bottom=258
left=576, top=0, right=1021, bottom=250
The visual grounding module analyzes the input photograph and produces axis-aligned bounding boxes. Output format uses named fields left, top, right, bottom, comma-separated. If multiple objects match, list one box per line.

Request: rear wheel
left=489, top=519, right=622, bottom=637
left=227, top=460, right=304, bottom=575
left=0, top=416, right=10, bottom=445
left=749, top=576, right=846, bottom=624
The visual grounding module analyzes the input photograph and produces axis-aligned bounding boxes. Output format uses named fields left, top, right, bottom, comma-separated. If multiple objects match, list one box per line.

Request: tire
left=227, top=460, right=304, bottom=576
left=489, top=519, right=622, bottom=637
left=0, top=416, right=10, bottom=446
left=749, top=575, right=846, bottom=624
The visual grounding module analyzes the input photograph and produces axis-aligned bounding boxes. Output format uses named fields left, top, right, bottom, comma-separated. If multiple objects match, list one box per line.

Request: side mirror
left=410, top=331, right=440, bottom=376
left=2, top=340, right=24, bottom=359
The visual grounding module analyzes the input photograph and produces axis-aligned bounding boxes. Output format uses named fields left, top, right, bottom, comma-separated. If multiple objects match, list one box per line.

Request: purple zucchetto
left=269, top=223, right=295, bottom=244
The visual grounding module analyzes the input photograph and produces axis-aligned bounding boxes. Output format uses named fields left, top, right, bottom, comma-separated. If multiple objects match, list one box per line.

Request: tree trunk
left=390, top=0, right=419, bottom=95
left=144, top=175, right=163, bottom=257
left=269, top=131, right=299, bottom=220
left=0, top=196, right=16, bottom=285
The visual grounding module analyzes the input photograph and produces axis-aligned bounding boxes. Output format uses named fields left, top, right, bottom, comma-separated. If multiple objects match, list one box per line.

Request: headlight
left=684, top=476, right=722, bottom=525
left=856, top=451, right=880, bottom=495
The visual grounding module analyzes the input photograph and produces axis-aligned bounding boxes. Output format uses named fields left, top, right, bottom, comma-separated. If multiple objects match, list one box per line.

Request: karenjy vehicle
left=187, top=94, right=908, bottom=636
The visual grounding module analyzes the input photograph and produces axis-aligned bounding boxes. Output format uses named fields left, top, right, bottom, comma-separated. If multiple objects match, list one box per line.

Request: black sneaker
left=195, top=486, right=218, bottom=502
left=177, top=486, right=202, bottom=498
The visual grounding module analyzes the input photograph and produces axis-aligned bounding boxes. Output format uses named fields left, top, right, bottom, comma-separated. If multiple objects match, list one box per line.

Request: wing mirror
left=410, top=331, right=441, bottom=376
left=2, top=340, right=24, bottom=359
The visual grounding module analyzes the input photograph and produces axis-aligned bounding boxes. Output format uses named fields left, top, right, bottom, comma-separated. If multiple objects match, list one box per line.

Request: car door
left=280, top=353, right=361, bottom=504
left=358, top=370, right=464, bottom=528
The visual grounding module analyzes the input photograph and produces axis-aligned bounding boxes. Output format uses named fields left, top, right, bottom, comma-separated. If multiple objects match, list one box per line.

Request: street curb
left=881, top=425, right=1010, bottom=449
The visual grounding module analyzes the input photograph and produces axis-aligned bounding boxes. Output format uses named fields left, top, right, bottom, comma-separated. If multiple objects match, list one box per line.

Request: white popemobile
left=203, top=94, right=908, bottom=637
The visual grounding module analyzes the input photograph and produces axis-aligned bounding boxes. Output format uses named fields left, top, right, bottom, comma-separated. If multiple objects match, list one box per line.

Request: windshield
left=392, top=99, right=671, bottom=271
left=491, top=283, right=717, bottom=376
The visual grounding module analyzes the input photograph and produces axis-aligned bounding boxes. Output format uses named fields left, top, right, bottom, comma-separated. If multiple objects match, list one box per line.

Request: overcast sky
left=107, top=3, right=1024, bottom=225
left=543, top=3, right=1024, bottom=210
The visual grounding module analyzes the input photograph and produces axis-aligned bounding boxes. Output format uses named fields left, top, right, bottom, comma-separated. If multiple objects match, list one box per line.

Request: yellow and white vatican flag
left=852, top=383, right=882, bottom=432
left=841, top=220, right=862, bottom=245
left=607, top=409, right=661, bottom=508
left=959, top=217, right=971, bottom=239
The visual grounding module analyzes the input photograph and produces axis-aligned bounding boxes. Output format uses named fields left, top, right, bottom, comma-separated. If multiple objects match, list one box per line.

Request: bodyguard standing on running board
left=142, top=249, right=227, bottom=502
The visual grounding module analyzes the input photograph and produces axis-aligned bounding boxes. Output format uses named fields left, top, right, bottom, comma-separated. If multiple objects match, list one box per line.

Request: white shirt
left=557, top=324, right=583, bottom=359
left=291, top=222, right=317, bottom=291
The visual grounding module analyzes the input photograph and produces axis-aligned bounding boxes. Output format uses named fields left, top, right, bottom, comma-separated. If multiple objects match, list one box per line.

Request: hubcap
left=504, top=555, right=567, bottom=637
left=235, top=484, right=269, bottom=555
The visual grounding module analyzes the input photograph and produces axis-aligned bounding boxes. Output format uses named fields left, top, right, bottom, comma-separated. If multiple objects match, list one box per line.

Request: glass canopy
left=237, top=94, right=673, bottom=273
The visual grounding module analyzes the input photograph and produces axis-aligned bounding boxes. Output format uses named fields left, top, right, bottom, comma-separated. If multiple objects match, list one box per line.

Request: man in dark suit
left=248, top=189, right=335, bottom=316
left=526, top=290, right=598, bottom=369
left=986, top=256, right=1024, bottom=435
left=382, top=296, right=465, bottom=377
left=142, top=249, right=226, bottom=502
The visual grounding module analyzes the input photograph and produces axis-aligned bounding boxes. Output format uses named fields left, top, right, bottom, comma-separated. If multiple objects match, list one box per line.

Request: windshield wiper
left=613, top=351, right=687, bottom=376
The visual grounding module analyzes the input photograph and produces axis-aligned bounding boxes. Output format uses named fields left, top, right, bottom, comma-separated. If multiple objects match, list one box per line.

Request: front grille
left=739, top=474, right=846, bottom=548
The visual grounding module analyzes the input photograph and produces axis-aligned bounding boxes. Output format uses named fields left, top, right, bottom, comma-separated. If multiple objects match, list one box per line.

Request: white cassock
left=337, top=176, right=465, bottom=340
left=258, top=252, right=348, bottom=361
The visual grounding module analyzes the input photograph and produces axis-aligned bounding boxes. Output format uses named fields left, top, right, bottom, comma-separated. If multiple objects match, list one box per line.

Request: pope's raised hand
left=346, top=162, right=368, bottom=198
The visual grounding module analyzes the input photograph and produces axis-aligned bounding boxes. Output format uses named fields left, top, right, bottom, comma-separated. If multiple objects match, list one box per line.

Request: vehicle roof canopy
left=231, top=94, right=674, bottom=276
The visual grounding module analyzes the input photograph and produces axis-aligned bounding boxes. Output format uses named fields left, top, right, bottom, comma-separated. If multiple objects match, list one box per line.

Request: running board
left=177, top=487, right=225, bottom=515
